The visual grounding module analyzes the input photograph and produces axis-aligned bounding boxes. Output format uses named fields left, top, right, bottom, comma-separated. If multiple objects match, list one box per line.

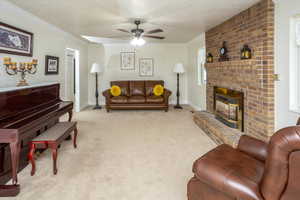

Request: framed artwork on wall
left=139, top=58, right=154, bottom=77
left=0, top=22, right=33, bottom=57
left=45, top=55, right=59, bottom=75
left=120, top=52, right=135, bottom=70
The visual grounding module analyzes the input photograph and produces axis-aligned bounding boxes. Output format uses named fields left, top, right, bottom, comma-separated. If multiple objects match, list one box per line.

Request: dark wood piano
left=0, top=83, right=73, bottom=196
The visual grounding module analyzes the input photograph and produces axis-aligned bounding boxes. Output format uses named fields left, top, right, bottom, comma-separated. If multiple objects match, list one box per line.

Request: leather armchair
left=188, top=126, right=300, bottom=200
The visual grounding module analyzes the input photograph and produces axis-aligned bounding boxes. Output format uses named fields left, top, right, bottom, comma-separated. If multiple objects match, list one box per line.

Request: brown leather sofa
left=188, top=125, right=300, bottom=200
left=102, top=80, right=172, bottom=112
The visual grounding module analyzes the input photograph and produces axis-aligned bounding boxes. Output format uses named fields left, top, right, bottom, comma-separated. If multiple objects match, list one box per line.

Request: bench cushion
left=32, top=122, right=76, bottom=142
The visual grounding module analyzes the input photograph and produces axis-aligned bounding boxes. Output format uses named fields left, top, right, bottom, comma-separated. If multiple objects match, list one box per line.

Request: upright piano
left=0, top=83, right=73, bottom=196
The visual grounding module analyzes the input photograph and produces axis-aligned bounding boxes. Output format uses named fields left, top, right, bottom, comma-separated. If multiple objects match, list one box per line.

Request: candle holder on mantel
left=3, top=57, right=38, bottom=86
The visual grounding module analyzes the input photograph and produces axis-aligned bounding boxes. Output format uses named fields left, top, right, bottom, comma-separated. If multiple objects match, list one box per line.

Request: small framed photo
left=45, top=55, right=59, bottom=75
left=0, top=22, right=33, bottom=57
left=139, top=58, right=154, bottom=77
left=120, top=52, right=135, bottom=70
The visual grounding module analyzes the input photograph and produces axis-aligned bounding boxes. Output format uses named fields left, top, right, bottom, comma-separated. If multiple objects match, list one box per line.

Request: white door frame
left=65, top=48, right=80, bottom=112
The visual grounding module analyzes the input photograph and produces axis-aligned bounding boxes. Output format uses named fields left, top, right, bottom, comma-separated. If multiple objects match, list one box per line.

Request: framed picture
left=139, top=58, right=154, bottom=77
left=0, top=22, right=33, bottom=57
left=120, top=52, right=135, bottom=70
left=45, top=55, right=59, bottom=75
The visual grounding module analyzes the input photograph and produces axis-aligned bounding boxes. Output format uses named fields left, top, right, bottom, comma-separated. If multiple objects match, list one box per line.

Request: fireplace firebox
left=214, top=87, right=244, bottom=132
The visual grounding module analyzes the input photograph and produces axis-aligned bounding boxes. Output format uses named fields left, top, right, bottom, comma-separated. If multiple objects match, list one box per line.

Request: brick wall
left=205, top=0, right=274, bottom=140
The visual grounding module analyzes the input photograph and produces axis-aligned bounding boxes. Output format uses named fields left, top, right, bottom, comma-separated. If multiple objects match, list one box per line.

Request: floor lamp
left=90, top=63, right=104, bottom=110
left=173, top=63, right=185, bottom=109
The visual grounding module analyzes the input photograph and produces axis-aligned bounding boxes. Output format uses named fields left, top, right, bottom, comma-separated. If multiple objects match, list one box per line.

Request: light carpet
left=7, top=106, right=216, bottom=200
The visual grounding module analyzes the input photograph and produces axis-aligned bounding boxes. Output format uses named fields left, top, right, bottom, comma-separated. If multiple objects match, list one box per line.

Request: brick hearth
left=194, top=111, right=242, bottom=147
left=195, top=0, right=274, bottom=142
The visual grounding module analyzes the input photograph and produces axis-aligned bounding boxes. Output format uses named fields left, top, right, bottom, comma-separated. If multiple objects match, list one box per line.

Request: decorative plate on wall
left=0, top=22, right=33, bottom=57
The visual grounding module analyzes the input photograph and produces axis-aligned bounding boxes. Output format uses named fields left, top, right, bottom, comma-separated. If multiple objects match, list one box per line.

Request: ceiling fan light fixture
left=130, top=37, right=146, bottom=46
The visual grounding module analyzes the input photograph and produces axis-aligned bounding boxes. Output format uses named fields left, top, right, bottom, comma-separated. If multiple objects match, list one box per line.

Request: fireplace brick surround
left=196, top=0, right=275, bottom=142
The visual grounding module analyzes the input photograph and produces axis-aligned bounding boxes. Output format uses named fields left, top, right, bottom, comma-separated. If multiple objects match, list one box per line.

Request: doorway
left=65, top=48, right=80, bottom=112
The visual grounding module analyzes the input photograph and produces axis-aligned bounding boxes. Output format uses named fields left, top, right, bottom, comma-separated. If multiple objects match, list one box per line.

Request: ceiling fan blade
left=143, top=35, right=165, bottom=39
left=107, top=35, right=132, bottom=38
left=117, top=28, right=131, bottom=34
left=146, top=29, right=163, bottom=34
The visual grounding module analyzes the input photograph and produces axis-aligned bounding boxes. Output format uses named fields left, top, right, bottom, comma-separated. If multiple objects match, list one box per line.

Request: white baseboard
left=88, top=101, right=105, bottom=106
left=170, top=100, right=188, bottom=105
left=89, top=100, right=191, bottom=107
left=79, top=104, right=90, bottom=111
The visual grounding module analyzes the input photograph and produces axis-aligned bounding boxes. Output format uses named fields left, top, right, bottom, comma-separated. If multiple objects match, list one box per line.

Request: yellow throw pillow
left=153, top=84, right=164, bottom=96
left=110, top=85, right=121, bottom=97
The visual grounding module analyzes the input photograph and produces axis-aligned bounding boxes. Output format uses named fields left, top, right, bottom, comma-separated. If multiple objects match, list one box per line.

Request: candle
left=3, top=57, right=11, bottom=65
left=12, top=62, right=17, bottom=70
left=19, top=63, right=25, bottom=70
left=27, top=63, right=32, bottom=70
left=32, top=59, right=38, bottom=65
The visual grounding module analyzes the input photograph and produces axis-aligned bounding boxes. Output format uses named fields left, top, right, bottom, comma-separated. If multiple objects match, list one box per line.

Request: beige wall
left=0, top=0, right=89, bottom=109
left=88, top=43, right=188, bottom=105
left=186, top=34, right=206, bottom=110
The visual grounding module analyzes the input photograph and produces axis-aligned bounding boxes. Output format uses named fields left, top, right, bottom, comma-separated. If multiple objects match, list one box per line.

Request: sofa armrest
left=163, top=89, right=172, bottom=104
left=102, top=89, right=111, bottom=100
left=237, top=135, right=268, bottom=162
left=297, top=117, right=300, bottom=125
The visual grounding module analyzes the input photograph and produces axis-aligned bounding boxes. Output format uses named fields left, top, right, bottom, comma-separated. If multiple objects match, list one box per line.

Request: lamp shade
left=173, top=63, right=185, bottom=74
left=90, top=63, right=103, bottom=73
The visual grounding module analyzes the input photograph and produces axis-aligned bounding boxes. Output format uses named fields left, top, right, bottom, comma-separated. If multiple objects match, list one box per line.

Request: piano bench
left=28, top=122, right=78, bottom=176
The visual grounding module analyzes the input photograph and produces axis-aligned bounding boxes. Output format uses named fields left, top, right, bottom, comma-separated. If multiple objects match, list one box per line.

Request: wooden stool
left=28, top=122, right=78, bottom=176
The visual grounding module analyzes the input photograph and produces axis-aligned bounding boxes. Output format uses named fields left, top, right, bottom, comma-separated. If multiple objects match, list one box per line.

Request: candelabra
left=3, top=57, right=38, bottom=86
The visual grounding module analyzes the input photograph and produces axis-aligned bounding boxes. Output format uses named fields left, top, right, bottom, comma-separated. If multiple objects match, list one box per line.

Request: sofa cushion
left=111, top=81, right=129, bottom=96
left=193, top=144, right=265, bottom=200
left=145, top=80, right=164, bottom=96
left=129, top=81, right=145, bottom=96
left=128, top=96, right=146, bottom=103
left=153, top=84, right=164, bottom=96
left=111, top=96, right=128, bottom=104
left=110, top=85, right=121, bottom=97
left=146, top=95, right=164, bottom=103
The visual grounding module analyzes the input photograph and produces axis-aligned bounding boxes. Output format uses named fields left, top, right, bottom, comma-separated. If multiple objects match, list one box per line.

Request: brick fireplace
left=194, top=0, right=274, bottom=143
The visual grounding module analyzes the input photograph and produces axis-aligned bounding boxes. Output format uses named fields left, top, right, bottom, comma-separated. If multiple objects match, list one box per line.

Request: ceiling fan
left=117, top=20, right=165, bottom=46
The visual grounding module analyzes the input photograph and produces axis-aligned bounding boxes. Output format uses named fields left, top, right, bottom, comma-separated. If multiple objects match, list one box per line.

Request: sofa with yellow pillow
left=102, top=80, right=172, bottom=112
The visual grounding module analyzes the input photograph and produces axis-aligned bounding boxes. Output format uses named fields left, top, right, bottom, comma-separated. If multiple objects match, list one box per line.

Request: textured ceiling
left=8, top=0, right=260, bottom=43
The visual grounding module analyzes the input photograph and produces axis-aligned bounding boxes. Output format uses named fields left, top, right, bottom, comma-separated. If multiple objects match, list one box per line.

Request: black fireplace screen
left=214, top=87, right=244, bottom=132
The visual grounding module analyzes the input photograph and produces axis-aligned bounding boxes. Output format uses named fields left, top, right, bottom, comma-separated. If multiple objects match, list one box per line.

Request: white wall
left=275, top=0, right=300, bottom=130
left=186, top=34, right=206, bottom=111
left=0, top=0, right=89, bottom=109
left=88, top=43, right=188, bottom=105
